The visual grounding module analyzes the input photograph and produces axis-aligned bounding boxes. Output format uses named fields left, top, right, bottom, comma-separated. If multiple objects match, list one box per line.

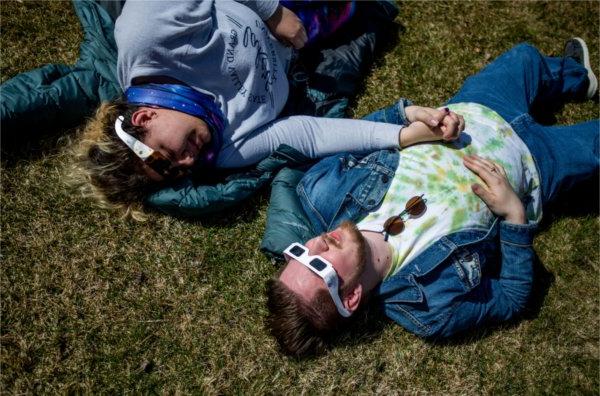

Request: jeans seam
left=510, top=113, right=547, bottom=204
left=500, top=240, right=533, bottom=248
left=297, top=185, right=327, bottom=233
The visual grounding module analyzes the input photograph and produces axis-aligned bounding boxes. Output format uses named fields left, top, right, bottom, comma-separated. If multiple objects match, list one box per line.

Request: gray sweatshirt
left=116, top=0, right=401, bottom=168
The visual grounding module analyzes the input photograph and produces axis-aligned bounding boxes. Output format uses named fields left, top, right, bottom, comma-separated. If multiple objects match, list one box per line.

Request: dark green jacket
left=260, top=165, right=315, bottom=259
left=146, top=144, right=311, bottom=218
left=1, top=0, right=120, bottom=136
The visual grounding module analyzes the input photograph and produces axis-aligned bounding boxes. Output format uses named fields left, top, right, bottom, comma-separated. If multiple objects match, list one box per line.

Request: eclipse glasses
left=283, top=242, right=352, bottom=318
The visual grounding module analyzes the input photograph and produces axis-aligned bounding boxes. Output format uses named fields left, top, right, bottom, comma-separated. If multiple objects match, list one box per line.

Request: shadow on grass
left=531, top=94, right=600, bottom=126
left=333, top=304, right=392, bottom=348
left=193, top=189, right=269, bottom=228
left=1, top=127, right=77, bottom=167
left=347, top=21, right=405, bottom=111
left=277, top=303, right=393, bottom=360
left=539, top=177, right=599, bottom=229
left=303, top=1, right=404, bottom=115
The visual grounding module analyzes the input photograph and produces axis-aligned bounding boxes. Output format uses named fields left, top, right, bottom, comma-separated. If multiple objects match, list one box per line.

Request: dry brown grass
left=1, top=1, right=599, bottom=393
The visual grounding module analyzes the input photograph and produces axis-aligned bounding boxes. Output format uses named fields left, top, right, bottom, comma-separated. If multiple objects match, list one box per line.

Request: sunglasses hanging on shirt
left=383, top=194, right=427, bottom=239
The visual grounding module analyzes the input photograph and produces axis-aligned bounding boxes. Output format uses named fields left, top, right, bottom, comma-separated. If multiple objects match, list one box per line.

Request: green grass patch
left=1, top=1, right=599, bottom=393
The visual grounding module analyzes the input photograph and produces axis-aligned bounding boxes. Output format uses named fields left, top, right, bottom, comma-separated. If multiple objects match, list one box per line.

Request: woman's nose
left=174, top=155, right=195, bottom=168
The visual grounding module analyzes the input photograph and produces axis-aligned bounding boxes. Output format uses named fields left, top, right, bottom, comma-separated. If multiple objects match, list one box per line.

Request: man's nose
left=309, top=235, right=329, bottom=254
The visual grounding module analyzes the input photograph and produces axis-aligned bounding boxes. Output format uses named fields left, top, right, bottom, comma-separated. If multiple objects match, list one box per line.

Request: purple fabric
left=281, top=1, right=356, bottom=45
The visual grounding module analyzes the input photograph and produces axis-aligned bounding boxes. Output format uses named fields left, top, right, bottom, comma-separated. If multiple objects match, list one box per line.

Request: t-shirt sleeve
left=234, top=0, right=279, bottom=20
left=115, top=0, right=216, bottom=89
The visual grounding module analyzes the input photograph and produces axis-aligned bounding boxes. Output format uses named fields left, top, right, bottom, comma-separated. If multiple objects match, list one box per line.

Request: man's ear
left=130, top=108, right=155, bottom=127
left=343, top=284, right=362, bottom=314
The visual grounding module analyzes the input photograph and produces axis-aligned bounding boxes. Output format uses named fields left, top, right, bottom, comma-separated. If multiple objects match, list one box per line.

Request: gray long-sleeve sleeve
left=216, top=116, right=402, bottom=168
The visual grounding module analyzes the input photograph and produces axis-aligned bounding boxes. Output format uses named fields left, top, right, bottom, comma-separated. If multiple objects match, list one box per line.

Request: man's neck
left=358, top=231, right=392, bottom=293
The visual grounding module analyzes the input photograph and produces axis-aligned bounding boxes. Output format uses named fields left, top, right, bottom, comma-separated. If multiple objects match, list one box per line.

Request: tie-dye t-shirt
left=357, top=103, right=542, bottom=279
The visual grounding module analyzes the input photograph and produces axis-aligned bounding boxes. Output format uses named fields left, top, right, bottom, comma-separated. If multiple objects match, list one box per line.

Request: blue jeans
left=365, top=44, right=599, bottom=206
left=447, top=43, right=599, bottom=206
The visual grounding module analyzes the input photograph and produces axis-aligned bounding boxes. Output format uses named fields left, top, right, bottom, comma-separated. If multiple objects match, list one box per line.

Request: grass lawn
left=1, top=1, right=599, bottom=393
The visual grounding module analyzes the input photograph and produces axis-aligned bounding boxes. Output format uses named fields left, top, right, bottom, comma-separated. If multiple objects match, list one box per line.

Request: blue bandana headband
left=125, top=84, right=225, bottom=167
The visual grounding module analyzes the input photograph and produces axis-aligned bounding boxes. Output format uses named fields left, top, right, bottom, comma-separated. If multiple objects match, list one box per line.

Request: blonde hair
left=68, top=100, right=160, bottom=221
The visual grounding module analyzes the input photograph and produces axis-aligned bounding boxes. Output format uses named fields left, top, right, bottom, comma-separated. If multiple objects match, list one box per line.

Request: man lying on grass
left=265, top=39, right=599, bottom=357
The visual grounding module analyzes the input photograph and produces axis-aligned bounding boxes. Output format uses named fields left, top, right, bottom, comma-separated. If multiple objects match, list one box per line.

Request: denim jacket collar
left=297, top=149, right=400, bottom=235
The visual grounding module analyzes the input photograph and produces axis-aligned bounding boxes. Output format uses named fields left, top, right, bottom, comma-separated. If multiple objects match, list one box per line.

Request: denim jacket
left=297, top=101, right=538, bottom=339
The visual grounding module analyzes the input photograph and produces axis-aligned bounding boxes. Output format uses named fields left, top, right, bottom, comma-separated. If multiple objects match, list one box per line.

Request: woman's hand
left=266, top=5, right=308, bottom=49
left=400, top=106, right=465, bottom=147
left=463, top=154, right=526, bottom=224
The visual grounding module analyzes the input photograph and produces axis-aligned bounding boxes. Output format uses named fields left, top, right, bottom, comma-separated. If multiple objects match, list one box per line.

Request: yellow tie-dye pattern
left=356, top=103, right=542, bottom=279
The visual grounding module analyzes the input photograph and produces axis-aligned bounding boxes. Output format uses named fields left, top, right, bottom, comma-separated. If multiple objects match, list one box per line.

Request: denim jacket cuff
left=397, top=98, right=415, bottom=126
left=499, top=220, right=537, bottom=246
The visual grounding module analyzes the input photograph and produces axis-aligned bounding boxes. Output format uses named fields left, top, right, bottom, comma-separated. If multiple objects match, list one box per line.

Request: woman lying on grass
left=71, top=0, right=463, bottom=219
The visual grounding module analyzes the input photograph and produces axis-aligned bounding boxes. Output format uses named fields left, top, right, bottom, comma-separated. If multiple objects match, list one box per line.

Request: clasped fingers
left=439, top=110, right=465, bottom=141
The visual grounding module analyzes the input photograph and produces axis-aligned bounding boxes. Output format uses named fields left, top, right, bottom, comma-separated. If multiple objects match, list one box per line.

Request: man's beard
left=337, top=221, right=368, bottom=292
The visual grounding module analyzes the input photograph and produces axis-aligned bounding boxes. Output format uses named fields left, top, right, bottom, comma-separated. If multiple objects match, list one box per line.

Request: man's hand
left=463, top=154, right=526, bottom=224
left=265, top=5, right=307, bottom=49
left=400, top=106, right=465, bottom=147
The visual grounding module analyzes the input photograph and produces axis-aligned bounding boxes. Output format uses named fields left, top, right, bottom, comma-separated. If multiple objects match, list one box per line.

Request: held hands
left=400, top=106, right=465, bottom=148
left=266, top=5, right=308, bottom=49
left=463, top=155, right=526, bottom=224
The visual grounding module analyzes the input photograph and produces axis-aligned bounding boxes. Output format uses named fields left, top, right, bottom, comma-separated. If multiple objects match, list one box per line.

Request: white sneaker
left=564, top=37, right=598, bottom=99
